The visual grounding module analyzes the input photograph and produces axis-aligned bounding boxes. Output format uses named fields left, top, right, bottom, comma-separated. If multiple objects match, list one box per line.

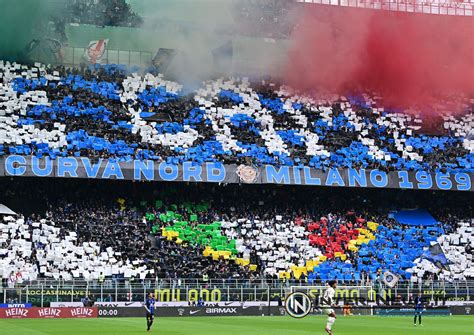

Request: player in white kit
left=322, top=280, right=337, bottom=334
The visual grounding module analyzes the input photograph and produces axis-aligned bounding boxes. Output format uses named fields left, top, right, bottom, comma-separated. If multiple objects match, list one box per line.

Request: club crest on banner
left=383, top=271, right=400, bottom=288
left=84, top=39, right=109, bottom=64
left=237, top=165, right=258, bottom=183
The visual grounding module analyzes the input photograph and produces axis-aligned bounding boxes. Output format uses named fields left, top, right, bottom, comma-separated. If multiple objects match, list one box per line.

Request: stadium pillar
left=26, top=285, right=28, bottom=304
left=40, top=284, right=43, bottom=307
left=254, top=286, right=257, bottom=302
left=115, top=282, right=118, bottom=302
left=442, top=280, right=446, bottom=303
left=227, top=287, right=230, bottom=302
left=431, top=281, right=435, bottom=302
left=241, top=286, right=243, bottom=303
left=267, top=287, right=271, bottom=317
left=371, top=282, right=374, bottom=316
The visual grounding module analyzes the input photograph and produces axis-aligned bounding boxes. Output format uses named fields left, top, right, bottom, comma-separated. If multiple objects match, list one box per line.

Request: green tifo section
left=165, top=221, right=238, bottom=255
left=1, top=316, right=473, bottom=335
left=144, top=200, right=237, bottom=255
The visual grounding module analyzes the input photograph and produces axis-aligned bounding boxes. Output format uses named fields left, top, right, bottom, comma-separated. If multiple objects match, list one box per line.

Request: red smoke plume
left=285, top=5, right=474, bottom=112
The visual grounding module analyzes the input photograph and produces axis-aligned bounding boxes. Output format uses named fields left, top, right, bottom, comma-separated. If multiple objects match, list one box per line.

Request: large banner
left=374, top=307, right=450, bottom=316
left=94, top=305, right=472, bottom=318
left=1, top=156, right=472, bottom=191
left=97, top=306, right=285, bottom=318
left=52, top=301, right=278, bottom=308
left=0, top=303, right=32, bottom=308
left=0, top=307, right=98, bottom=319
left=449, top=305, right=474, bottom=315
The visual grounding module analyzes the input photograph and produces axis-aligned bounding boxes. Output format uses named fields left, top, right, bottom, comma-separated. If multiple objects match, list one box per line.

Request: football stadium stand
left=0, top=3, right=473, bottom=333
left=1, top=180, right=472, bottom=284
left=0, top=61, right=472, bottom=286
left=0, top=61, right=472, bottom=173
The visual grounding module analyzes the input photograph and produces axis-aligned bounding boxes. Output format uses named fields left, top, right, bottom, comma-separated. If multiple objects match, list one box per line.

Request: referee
left=144, top=293, right=156, bottom=331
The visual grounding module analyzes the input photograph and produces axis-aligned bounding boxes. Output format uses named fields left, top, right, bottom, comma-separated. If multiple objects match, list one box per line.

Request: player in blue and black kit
left=144, top=293, right=156, bottom=331
left=414, top=294, right=423, bottom=326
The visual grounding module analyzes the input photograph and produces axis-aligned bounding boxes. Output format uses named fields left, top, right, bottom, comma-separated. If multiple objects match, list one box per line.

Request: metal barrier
left=2, top=279, right=472, bottom=307
left=39, top=46, right=277, bottom=77
left=59, top=46, right=154, bottom=67
left=296, top=0, right=474, bottom=16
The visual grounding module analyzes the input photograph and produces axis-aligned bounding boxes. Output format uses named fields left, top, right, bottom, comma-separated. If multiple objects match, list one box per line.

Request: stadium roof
left=296, top=0, right=473, bottom=16
left=0, top=204, right=16, bottom=215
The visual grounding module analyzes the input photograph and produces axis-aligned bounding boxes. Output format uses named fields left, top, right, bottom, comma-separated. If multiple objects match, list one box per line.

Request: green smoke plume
left=0, top=0, right=60, bottom=61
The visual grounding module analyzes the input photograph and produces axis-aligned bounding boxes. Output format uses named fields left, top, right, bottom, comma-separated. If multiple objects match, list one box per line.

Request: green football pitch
left=1, top=316, right=472, bottom=335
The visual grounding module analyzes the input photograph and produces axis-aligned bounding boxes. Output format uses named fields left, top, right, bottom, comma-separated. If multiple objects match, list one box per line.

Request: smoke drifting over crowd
left=134, top=0, right=233, bottom=86
left=285, top=5, right=474, bottom=112
left=1, top=0, right=471, bottom=113
left=135, top=0, right=293, bottom=87
left=0, top=0, right=59, bottom=61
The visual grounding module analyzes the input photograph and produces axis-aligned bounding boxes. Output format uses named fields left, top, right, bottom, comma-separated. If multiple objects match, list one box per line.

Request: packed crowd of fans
left=235, top=0, right=296, bottom=39
left=0, top=61, right=472, bottom=173
left=64, top=0, right=143, bottom=27
left=0, top=179, right=472, bottom=284
left=47, top=0, right=143, bottom=44
left=50, top=0, right=296, bottom=41
left=0, top=60, right=472, bottom=284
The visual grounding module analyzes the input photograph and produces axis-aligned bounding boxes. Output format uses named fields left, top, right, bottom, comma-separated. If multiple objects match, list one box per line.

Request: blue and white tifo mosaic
left=0, top=62, right=473, bottom=181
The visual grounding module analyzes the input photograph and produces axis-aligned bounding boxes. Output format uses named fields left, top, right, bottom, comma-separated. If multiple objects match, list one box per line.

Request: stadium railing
left=29, top=46, right=154, bottom=68
left=33, top=46, right=282, bottom=77
left=2, top=279, right=472, bottom=307
left=64, top=46, right=154, bottom=68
